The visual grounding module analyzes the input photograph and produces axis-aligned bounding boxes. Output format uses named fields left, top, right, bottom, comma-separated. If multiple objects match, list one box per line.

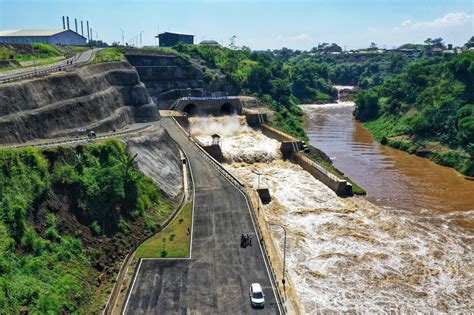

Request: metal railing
left=0, top=50, right=97, bottom=84
left=0, top=60, right=87, bottom=84
left=170, top=117, right=287, bottom=314
left=2, top=125, right=151, bottom=149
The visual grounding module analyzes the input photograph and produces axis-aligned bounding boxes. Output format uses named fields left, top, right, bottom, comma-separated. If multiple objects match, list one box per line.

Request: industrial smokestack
left=81, top=21, right=84, bottom=36
left=62, top=16, right=65, bottom=29
left=87, top=21, right=90, bottom=40
left=66, top=16, right=70, bottom=30
left=75, top=18, right=78, bottom=33
left=90, top=28, right=93, bottom=40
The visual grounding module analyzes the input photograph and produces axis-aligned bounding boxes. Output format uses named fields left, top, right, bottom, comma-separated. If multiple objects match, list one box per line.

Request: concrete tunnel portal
left=220, top=102, right=235, bottom=115
left=174, top=97, right=243, bottom=117
left=182, top=103, right=198, bottom=116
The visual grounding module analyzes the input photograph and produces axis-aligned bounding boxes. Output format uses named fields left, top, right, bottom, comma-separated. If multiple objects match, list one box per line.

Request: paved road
left=123, top=118, right=280, bottom=314
left=0, top=48, right=98, bottom=82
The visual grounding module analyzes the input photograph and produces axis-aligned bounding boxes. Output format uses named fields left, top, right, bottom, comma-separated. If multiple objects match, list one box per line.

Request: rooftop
left=155, top=31, right=194, bottom=38
left=0, top=29, right=85, bottom=38
left=200, top=40, right=220, bottom=45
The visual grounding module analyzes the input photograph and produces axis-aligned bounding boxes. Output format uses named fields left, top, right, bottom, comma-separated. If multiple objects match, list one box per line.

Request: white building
left=0, top=29, right=87, bottom=46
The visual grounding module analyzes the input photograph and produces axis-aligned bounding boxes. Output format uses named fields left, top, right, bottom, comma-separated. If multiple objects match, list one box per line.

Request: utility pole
left=120, top=29, right=124, bottom=45
left=140, top=31, right=143, bottom=47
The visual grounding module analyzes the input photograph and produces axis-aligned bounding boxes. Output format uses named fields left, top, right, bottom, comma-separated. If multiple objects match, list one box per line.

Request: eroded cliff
left=0, top=61, right=160, bottom=144
left=125, top=51, right=236, bottom=109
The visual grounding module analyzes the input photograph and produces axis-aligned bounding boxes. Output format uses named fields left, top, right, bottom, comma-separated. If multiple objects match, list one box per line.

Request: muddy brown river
left=302, top=102, right=474, bottom=231
left=191, top=115, right=473, bottom=312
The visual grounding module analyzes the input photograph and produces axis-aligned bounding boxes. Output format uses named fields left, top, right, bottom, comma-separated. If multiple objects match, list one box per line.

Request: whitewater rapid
left=189, top=116, right=473, bottom=313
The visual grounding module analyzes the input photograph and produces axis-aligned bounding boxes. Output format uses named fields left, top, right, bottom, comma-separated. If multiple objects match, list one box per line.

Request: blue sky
left=1, top=0, right=472, bottom=50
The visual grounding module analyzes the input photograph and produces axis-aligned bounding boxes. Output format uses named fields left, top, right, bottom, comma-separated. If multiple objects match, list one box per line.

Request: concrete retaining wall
left=258, top=123, right=352, bottom=196
left=291, top=152, right=351, bottom=196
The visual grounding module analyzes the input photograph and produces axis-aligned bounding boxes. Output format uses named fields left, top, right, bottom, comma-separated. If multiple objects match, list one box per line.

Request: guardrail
left=0, top=60, right=86, bottom=84
left=0, top=49, right=96, bottom=84
left=170, top=117, right=288, bottom=314
left=179, top=95, right=238, bottom=101
left=2, top=124, right=151, bottom=149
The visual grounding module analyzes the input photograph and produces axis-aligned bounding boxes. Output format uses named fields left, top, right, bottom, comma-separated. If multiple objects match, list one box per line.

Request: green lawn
left=135, top=203, right=192, bottom=258
left=93, top=47, right=126, bottom=63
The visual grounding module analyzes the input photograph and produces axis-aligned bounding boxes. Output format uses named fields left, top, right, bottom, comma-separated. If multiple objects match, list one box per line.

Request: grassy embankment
left=14, top=43, right=63, bottom=62
left=135, top=203, right=192, bottom=258
left=0, top=139, right=173, bottom=313
left=93, top=47, right=126, bottom=63
left=365, top=115, right=473, bottom=176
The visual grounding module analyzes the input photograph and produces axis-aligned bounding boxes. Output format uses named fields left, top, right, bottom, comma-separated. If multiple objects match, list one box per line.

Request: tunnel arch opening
left=220, top=103, right=235, bottom=116
left=183, top=103, right=198, bottom=116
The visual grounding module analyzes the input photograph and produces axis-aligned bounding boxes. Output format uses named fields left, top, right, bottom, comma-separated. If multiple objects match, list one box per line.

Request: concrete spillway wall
left=255, top=121, right=352, bottom=196
left=291, top=152, right=352, bottom=196
left=0, top=62, right=160, bottom=144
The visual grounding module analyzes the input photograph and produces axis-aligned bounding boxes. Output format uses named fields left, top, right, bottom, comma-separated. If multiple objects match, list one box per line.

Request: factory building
left=0, top=29, right=87, bottom=46
left=156, top=32, right=194, bottom=47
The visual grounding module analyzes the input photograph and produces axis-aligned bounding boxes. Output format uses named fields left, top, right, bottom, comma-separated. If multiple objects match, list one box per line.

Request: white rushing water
left=189, top=116, right=473, bottom=313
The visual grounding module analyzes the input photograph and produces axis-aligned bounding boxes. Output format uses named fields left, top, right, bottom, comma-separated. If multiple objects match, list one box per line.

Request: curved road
left=0, top=48, right=99, bottom=83
left=122, top=118, right=280, bottom=314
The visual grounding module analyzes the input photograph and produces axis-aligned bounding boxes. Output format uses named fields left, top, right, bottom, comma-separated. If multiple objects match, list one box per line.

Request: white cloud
left=401, top=20, right=412, bottom=27
left=368, top=27, right=377, bottom=32
left=395, top=12, right=472, bottom=31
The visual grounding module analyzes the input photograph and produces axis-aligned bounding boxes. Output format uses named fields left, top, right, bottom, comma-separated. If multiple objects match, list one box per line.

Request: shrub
left=117, top=219, right=129, bottom=234
left=89, top=221, right=102, bottom=236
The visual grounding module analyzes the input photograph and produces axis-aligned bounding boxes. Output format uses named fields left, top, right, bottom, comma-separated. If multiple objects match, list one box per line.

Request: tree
left=465, top=36, right=474, bottom=48
left=457, top=104, right=474, bottom=144
left=369, top=42, right=378, bottom=51
left=354, top=89, right=380, bottom=121
left=328, top=43, right=342, bottom=52
left=424, top=37, right=445, bottom=50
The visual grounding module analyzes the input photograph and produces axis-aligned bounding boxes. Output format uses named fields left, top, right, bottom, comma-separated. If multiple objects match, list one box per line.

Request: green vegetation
left=0, top=139, right=171, bottom=313
left=135, top=203, right=192, bottom=258
left=0, top=46, right=16, bottom=60
left=93, top=47, right=126, bottom=63
left=355, top=51, right=474, bottom=176
left=15, top=43, right=62, bottom=62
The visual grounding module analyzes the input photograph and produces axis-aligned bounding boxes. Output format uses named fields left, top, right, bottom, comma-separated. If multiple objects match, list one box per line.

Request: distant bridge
left=172, top=96, right=243, bottom=116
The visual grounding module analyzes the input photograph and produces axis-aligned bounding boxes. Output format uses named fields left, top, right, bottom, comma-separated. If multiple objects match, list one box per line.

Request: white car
left=249, top=283, right=265, bottom=308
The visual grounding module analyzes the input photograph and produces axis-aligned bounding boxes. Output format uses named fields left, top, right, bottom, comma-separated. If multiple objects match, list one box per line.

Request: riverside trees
left=354, top=51, right=474, bottom=175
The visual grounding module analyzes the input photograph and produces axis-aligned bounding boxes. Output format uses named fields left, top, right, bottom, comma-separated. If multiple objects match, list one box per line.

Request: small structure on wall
left=211, top=134, right=221, bottom=146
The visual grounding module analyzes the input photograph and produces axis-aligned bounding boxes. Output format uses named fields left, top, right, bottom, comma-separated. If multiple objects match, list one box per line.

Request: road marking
left=122, top=258, right=143, bottom=315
